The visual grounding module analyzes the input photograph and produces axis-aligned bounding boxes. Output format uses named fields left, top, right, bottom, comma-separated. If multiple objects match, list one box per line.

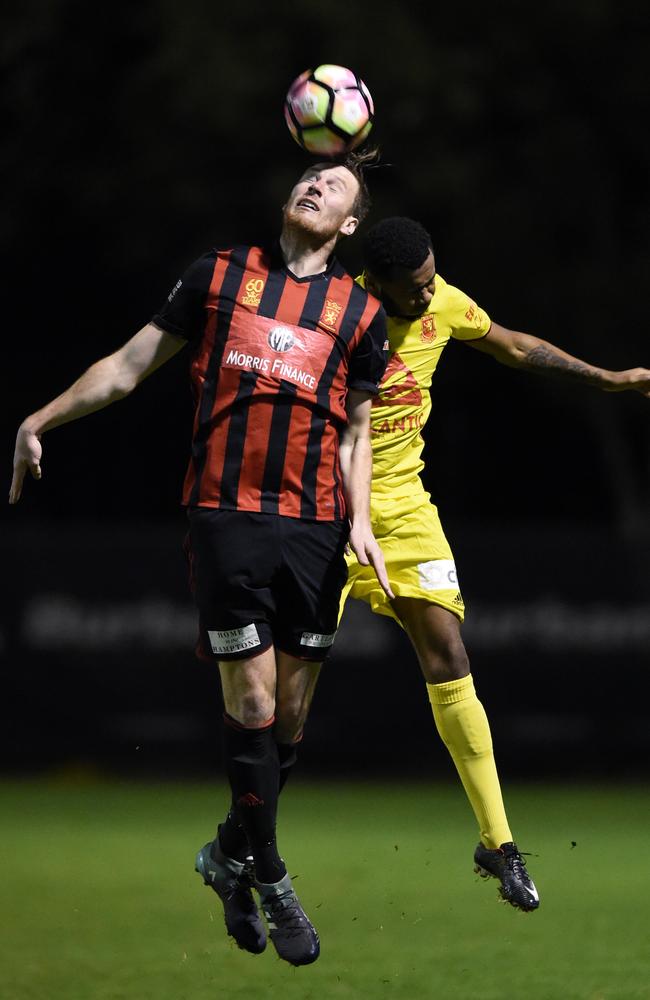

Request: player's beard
left=282, top=203, right=339, bottom=245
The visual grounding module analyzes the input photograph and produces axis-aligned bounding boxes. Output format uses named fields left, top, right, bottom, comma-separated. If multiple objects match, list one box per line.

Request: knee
left=225, top=688, right=276, bottom=729
left=419, top=634, right=470, bottom=684
left=274, top=697, right=306, bottom=744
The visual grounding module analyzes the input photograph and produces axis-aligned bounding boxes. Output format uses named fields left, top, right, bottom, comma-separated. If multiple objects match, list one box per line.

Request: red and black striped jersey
left=152, top=244, right=388, bottom=521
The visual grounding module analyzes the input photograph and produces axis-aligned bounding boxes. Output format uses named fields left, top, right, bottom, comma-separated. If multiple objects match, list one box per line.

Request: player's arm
left=339, top=390, right=394, bottom=599
left=9, top=322, right=185, bottom=504
left=466, top=322, right=650, bottom=396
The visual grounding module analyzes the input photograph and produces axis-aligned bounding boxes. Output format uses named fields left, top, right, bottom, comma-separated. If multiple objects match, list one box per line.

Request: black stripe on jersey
left=260, top=381, right=298, bottom=514
left=218, top=370, right=259, bottom=508
left=297, top=275, right=332, bottom=330
left=257, top=263, right=288, bottom=319
left=189, top=247, right=249, bottom=507
left=338, top=280, right=376, bottom=348
left=300, top=284, right=368, bottom=519
left=294, top=279, right=336, bottom=519
left=331, top=434, right=343, bottom=520
left=298, top=414, right=325, bottom=520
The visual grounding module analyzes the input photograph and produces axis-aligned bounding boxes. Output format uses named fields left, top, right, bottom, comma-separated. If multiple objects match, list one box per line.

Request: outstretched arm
left=9, top=322, right=185, bottom=503
left=467, top=322, right=650, bottom=396
left=339, top=390, right=394, bottom=599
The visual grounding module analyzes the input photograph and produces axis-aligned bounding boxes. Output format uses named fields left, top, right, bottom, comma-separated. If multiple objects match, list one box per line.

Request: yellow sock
left=427, top=675, right=512, bottom=850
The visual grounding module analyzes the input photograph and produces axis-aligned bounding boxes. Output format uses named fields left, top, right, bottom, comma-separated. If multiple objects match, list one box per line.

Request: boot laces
left=505, top=848, right=530, bottom=881
left=267, top=890, right=307, bottom=934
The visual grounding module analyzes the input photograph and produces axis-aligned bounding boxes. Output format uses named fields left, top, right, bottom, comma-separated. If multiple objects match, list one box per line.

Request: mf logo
left=268, top=326, right=295, bottom=352
left=242, top=278, right=265, bottom=306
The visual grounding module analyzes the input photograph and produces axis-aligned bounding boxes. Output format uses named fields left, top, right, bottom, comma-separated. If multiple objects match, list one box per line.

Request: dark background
left=2, top=0, right=649, bottom=778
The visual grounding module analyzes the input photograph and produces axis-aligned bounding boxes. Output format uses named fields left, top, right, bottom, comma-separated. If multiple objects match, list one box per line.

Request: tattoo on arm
left=521, top=345, right=601, bottom=385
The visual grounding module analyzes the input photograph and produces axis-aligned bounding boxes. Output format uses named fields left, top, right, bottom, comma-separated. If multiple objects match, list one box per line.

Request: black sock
left=277, top=740, right=299, bottom=793
left=216, top=810, right=249, bottom=862
left=217, top=738, right=299, bottom=861
left=222, top=713, right=286, bottom=884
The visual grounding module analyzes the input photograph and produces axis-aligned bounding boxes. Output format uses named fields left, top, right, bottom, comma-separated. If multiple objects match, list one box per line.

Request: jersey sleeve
left=445, top=283, right=492, bottom=341
left=347, top=305, right=389, bottom=394
left=151, top=252, right=217, bottom=342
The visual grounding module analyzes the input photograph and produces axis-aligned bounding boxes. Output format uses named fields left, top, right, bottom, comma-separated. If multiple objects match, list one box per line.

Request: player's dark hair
left=313, top=146, right=379, bottom=222
left=362, top=217, right=433, bottom=278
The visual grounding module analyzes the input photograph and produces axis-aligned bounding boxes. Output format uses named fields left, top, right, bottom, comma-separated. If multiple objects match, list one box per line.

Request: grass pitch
left=2, top=778, right=650, bottom=1000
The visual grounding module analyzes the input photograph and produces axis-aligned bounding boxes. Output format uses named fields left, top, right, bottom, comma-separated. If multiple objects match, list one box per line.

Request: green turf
left=2, top=777, right=650, bottom=1000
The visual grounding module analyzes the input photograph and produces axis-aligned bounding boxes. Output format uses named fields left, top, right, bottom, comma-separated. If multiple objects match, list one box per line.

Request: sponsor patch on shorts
left=417, top=559, right=458, bottom=591
left=300, top=631, right=337, bottom=648
left=208, top=624, right=260, bottom=655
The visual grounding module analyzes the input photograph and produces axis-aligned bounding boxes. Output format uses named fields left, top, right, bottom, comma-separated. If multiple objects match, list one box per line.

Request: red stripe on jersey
left=315, top=437, right=345, bottom=519
left=199, top=248, right=263, bottom=505
left=235, top=392, right=275, bottom=511
left=182, top=251, right=233, bottom=505
left=221, top=310, right=348, bottom=520
left=348, top=292, right=382, bottom=355
left=232, top=277, right=311, bottom=511
left=313, top=273, right=355, bottom=338
left=198, top=374, right=238, bottom=504
left=316, top=286, right=380, bottom=517
left=276, top=400, right=316, bottom=518
left=275, top=276, right=310, bottom=325
left=243, top=246, right=269, bottom=285
left=311, top=274, right=360, bottom=518
left=183, top=247, right=385, bottom=520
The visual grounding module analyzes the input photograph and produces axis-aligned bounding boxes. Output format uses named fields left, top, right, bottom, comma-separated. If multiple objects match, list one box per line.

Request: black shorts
left=186, top=508, right=349, bottom=662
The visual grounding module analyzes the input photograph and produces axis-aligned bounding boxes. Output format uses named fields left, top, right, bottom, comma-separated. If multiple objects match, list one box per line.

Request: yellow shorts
left=342, top=493, right=465, bottom=624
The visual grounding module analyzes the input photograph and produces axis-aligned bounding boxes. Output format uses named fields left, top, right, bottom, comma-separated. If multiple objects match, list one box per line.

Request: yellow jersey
left=360, top=273, right=491, bottom=497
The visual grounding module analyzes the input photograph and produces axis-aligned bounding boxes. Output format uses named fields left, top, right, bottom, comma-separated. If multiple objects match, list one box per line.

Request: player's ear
left=340, top=215, right=359, bottom=238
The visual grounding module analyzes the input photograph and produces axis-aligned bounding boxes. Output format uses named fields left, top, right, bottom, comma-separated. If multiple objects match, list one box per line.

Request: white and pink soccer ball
left=284, top=64, right=374, bottom=156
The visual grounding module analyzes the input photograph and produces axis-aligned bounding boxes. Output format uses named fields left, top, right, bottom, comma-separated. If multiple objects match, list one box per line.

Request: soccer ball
left=284, top=64, right=374, bottom=156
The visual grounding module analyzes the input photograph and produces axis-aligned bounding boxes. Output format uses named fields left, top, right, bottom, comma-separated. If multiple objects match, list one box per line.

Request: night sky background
left=2, top=1, right=649, bottom=774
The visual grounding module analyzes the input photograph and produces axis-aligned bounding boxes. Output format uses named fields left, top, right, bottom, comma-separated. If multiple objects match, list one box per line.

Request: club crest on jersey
left=319, top=298, right=343, bottom=332
left=268, top=326, right=295, bottom=352
left=241, top=277, right=265, bottom=306
left=420, top=314, right=436, bottom=343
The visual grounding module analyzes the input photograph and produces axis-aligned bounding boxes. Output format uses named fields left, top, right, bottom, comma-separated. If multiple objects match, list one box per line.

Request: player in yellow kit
left=342, top=216, right=650, bottom=912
